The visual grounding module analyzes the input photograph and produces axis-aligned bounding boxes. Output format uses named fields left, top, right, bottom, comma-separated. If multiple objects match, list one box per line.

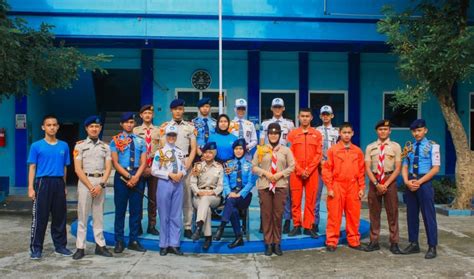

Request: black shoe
left=283, top=220, right=291, bottom=234
left=348, top=245, right=364, bottom=251
left=167, top=247, right=183, bottom=256
left=192, top=228, right=202, bottom=241
left=114, top=241, right=125, bottom=253
left=425, top=246, right=437, bottom=259
left=184, top=229, right=193, bottom=239
left=364, top=242, right=380, bottom=252
left=326, top=245, right=337, bottom=252
left=138, top=226, right=143, bottom=236
left=264, top=244, right=272, bottom=256
left=202, top=237, right=212, bottom=250
left=273, top=244, right=283, bottom=256
left=159, top=248, right=168, bottom=256
left=303, top=228, right=319, bottom=239
left=214, top=225, right=225, bottom=241
left=147, top=226, right=160, bottom=236
left=288, top=226, right=302, bottom=237
left=259, top=226, right=263, bottom=234
left=227, top=236, right=244, bottom=249
left=128, top=241, right=147, bottom=252
left=313, top=224, right=319, bottom=233
left=95, top=245, right=113, bottom=257
left=402, top=242, right=420, bottom=254
left=390, top=243, right=402, bottom=255
left=72, top=249, right=85, bottom=260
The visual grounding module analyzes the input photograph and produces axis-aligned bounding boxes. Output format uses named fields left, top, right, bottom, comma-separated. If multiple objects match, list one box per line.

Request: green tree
left=0, top=0, right=110, bottom=101
left=378, top=0, right=473, bottom=209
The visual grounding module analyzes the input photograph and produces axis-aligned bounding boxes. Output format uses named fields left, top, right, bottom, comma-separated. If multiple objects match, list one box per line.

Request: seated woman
left=189, top=142, right=223, bottom=250
left=252, top=123, right=295, bottom=256
left=214, top=138, right=255, bottom=249
left=208, top=114, right=238, bottom=164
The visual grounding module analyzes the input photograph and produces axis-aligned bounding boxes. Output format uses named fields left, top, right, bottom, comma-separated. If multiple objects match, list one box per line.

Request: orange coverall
left=288, top=127, right=322, bottom=229
left=322, top=141, right=365, bottom=247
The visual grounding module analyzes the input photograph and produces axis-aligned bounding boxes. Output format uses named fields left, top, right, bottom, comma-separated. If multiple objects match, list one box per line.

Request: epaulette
left=429, top=140, right=437, bottom=145
left=159, top=122, right=168, bottom=136
left=76, top=140, right=84, bottom=144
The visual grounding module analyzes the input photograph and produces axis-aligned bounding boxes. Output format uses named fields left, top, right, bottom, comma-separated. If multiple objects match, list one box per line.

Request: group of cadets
left=26, top=97, right=441, bottom=260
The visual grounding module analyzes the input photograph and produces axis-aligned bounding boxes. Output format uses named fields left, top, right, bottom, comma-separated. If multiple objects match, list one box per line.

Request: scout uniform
left=229, top=99, right=258, bottom=160
left=314, top=105, right=339, bottom=232
left=151, top=125, right=187, bottom=255
left=364, top=120, right=401, bottom=253
left=287, top=126, right=322, bottom=237
left=189, top=142, right=223, bottom=250
left=133, top=104, right=161, bottom=235
left=252, top=123, right=295, bottom=256
left=159, top=99, right=197, bottom=235
left=322, top=140, right=366, bottom=249
left=74, top=116, right=113, bottom=259
left=192, top=97, right=216, bottom=152
left=214, top=139, right=255, bottom=249
left=110, top=112, right=147, bottom=252
left=402, top=119, right=440, bottom=259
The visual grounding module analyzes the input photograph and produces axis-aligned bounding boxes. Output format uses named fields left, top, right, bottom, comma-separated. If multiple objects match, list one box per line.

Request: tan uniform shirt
left=133, top=124, right=161, bottom=163
left=252, top=144, right=295, bottom=190
left=159, top=120, right=196, bottom=156
left=190, top=161, right=224, bottom=196
left=365, top=139, right=402, bottom=173
left=73, top=137, right=111, bottom=173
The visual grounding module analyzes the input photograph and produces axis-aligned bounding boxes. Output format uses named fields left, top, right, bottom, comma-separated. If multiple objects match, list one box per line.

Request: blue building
left=0, top=0, right=473, bottom=191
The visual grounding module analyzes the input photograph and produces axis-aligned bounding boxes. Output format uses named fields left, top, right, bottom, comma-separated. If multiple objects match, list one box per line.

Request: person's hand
left=127, top=175, right=139, bottom=187
left=358, top=189, right=365, bottom=200
left=228, top=192, right=240, bottom=198
left=272, top=172, right=283, bottom=182
left=143, top=167, right=152, bottom=177
left=176, top=172, right=184, bottom=181
left=28, top=187, right=36, bottom=201
left=264, top=172, right=273, bottom=180
left=91, top=186, right=102, bottom=198
left=327, top=190, right=335, bottom=198
left=197, top=148, right=203, bottom=156
left=302, top=170, right=309, bottom=180
left=169, top=173, right=177, bottom=182
left=407, top=180, right=419, bottom=192
left=376, top=183, right=386, bottom=195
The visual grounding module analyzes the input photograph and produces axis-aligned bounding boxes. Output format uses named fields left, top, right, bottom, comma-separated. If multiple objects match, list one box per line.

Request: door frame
left=259, top=89, right=299, bottom=124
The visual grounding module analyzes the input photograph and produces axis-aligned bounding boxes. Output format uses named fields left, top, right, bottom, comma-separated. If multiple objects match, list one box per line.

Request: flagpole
left=218, top=0, right=223, bottom=115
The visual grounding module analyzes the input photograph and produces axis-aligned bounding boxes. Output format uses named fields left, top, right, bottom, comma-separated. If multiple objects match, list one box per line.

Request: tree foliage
left=0, top=0, right=111, bottom=101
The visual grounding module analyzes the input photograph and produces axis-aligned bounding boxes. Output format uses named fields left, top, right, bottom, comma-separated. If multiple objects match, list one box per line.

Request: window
left=260, top=91, right=298, bottom=123
left=383, top=92, right=420, bottom=129
left=176, top=89, right=226, bottom=121
left=309, top=91, right=347, bottom=127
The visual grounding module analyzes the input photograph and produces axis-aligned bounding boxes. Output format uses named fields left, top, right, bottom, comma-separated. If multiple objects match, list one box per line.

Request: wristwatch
left=127, top=173, right=132, bottom=179
left=100, top=182, right=106, bottom=189
left=373, top=181, right=379, bottom=186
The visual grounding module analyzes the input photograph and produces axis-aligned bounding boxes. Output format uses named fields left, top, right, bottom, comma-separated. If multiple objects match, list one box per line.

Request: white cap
left=320, top=105, right=333, bottom=114
left=235, top=98, right=247, bottom=108
left=271, top=98, right=284, bottom=107
left=165, top=125, right=178, bottom=135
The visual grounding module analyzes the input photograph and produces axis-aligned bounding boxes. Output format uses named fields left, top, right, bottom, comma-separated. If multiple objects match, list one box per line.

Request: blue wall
left=0, top=98, right=16, bottom=187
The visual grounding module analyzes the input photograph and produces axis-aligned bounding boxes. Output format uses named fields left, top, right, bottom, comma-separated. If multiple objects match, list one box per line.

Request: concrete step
left=0, top=191, right=5, bottom=203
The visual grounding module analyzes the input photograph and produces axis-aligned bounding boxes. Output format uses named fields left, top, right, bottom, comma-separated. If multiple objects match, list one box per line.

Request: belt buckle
left=93, top=173, right=100, bottom=178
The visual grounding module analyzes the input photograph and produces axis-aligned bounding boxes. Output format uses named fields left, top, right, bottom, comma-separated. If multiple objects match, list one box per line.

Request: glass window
left=310, top=92, right=346, bottom=127
left=260, top=92, right=296, bottom=122
left=383, top=93, right=419, bottom=128
left=177, top=91, right=200, bottom=107
left=176, top=90, right=225, bottom=121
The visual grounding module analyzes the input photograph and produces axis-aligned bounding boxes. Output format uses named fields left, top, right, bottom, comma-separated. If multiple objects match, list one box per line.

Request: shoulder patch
left=76, top=140, right=84, bottom=144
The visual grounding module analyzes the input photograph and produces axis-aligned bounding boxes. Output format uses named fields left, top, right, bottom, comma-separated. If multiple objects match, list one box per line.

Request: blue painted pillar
left=141, top=49, right=154, bottom=106
left=348, top=52, right=361, bottom=146
left=247, top=51, right=260, bottom=124
left=444, top=84, right=457, bottom=175
left=15, top=96, right=28, bottom=187
left=299, top=52, right=309, bottom=109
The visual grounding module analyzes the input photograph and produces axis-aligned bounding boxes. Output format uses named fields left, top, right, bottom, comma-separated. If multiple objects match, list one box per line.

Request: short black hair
left=42, top=114, right=58, bottom=125
left=339, top=122, right=353, bottom=131
left=299, top=108, right=312, bottom=114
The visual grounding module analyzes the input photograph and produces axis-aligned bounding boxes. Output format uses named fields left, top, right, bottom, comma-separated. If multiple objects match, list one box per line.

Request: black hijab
left=215, top=114, right=230, bottom=135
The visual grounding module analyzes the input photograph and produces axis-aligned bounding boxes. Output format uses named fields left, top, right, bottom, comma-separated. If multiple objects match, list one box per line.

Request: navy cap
left=120, top=112, right=136, bottom=123
left=197, top=97, right=211, bottom=108
left=170, top=99, right=185, bottom=109
left=202, top=141, right=217, bottom=152
left=232, top=138, right=247, bottom=150
left=375, top=119, right=391, bottom=130
left=84, top=115, right=102, bottom=127
left=410, top=119, right=426, bottom=130
left=139, top=104, right=154, bottom=114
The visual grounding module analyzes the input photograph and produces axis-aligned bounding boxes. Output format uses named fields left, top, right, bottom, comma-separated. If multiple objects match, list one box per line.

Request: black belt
left=372, top=171, right=394, bottom=176
left=409, top=173, right=426, bottom=178
left=85, top=173, right=104, bottom=178
left=126, top=167, right=139, bottom=171
left=202, top=187, right=213, bottom=190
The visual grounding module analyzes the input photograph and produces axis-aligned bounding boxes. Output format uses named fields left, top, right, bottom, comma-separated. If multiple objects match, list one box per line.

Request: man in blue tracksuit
left=110, top=112, right=147, bottom=253
left=28, top=114, right=72, bottom=260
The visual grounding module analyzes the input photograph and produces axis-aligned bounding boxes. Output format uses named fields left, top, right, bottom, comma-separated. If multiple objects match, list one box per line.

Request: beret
left=197, top=97, right=212, bottom=108
left=267, top=122, right=282, bottom=134
left=170, top=99, right=185, bottom=109
left=375, top=119, right=391, bottom=129
left=120, top=112, right=135, bottom=123
left=84, top=115, right=102, bottom=127
left=139, top=104, right=154, bottom=114
left=410, top=119, right=426, bottom=130
left=232, top=138, right=247, bottom=149
left=202, top=141, right=217, bottom=152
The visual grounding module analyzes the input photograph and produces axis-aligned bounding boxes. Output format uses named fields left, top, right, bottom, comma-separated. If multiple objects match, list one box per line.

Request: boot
left=192, top=221, right=203, bottom=241
left=114, top=240, right=124, bottom=253
left=425, top=246, right=437, bottom=259
left=389, top=243, right=402, bottom=255
left=147, top=226, right=160, bottom=236
left=213, top=222, right=226, bottom=241
left=288, top=226, right=302, bottom=237
left=402, top=242, right=420, bottom=254
left=95, top=245, right=113, bottom=257
left=303, top=228, right=319, bottom=239
left=227, top=235, right=244, bottom=249
left=264, top=244, right=272, bottom=256
left=128, top=241, right=147, bottom=252
left=283, top=220, right=291, bottom=234
left=72, top=249, right=85, bottom=260
left=167, top=246, right=184, bottom=256
left=364, top=242, right=380, bottom=252
left=202, top=236, right=212, bottom=250
left=184, top=229, right=193, bottom=239
left=273, top=244, right=283, bottom=256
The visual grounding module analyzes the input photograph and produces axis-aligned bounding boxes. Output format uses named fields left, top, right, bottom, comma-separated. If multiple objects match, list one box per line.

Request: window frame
left=309, top=90, right=349, bottom=123
left=259, top=89, right=299, bottom=125
left=382, top=91, right=422, bottom=130
left=175, top=88, right=227, bottom=120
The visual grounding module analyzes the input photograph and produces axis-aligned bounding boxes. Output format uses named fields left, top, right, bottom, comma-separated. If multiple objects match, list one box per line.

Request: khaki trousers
left=193, top=195, right=221, bottom=236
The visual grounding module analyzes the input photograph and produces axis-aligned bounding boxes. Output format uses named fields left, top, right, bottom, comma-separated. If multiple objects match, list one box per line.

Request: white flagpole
left=218, top=0, right=223, bottom=115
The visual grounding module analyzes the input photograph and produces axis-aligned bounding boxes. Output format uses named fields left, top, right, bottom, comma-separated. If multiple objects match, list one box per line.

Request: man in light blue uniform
left=110, top=112, right=147, bottom=253
left=214, top=139, right=255, bottom=249
left=192, top=97, right=216, bottom=159
left=402, top=119, right=440, bottom=259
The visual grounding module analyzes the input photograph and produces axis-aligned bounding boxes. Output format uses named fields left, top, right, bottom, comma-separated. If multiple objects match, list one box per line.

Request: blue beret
left=197, top=97, right=211, bottom=108
left=232, top=138, right=246, bottom=150
left=84, top=115, right=102, bottom=127
left=410, top=119, right=426, bottom=130
left=170, top=99, right=185, bottom=109
left=120, top=112, right=136, bottom=123
left=202, top=141, right=217, bottom=152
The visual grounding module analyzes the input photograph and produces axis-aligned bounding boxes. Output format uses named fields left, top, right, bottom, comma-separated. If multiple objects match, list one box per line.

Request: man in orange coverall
left=322, top=122, right=365, bottom=252
left=287, top=108, right=322, bottom=238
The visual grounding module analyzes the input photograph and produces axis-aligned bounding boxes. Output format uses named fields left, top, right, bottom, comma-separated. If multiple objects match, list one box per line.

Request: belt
left=201, top=187, right=213, bottom=190
left=409, top=173, right=426, bottom=178
left=372, top=171, right=394, bottom=176
left=232, top=186, right=242, bottom=193
left=85, top=173, right=104, bottom=178
left=126, top=167, right=139, bottom=171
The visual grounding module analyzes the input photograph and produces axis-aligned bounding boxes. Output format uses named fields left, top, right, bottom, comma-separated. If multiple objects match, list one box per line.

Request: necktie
left=413, top=142, right=420, bottom=176
left=145, top=128, right=152, bottom=166
left=323, top=128, right=329, bottom=160
left=377, top=144, right=385, bottom=183
left=203, top=118, right=209, bottom=143
left=238, top=119, right=244, bottom=139
left=236, top=160, right=243, bottom=188
left=129, top=135, right=135, bottom=170
left=269, top=151, right=277, bottom=194
left=171, top=149, right=178, bottom=174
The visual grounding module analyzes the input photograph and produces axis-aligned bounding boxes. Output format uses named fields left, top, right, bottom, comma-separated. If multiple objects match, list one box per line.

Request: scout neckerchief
left=112, top=132, right=132, bottom=153
left=145, top=127, right=153, bottom=166
left=377, top=143, right=386, bottom=183
left=269, top=150, right=277, bottom=194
